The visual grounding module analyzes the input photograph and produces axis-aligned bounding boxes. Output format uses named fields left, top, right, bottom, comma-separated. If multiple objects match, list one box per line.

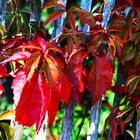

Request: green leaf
left=126, top=75, right=140, bottom=93
left=126, top=130, right=134, bottom=139
left=0, top=122, right=14, bottom=140
left=117, top=107, right=133, bottom=118
left=129, top=78, right=140, bottom=93
left=124, top=110, right=135, bottom=123
left=0, top=110, right=15, bottom=121
left=122, top=44, right=136, bottom=62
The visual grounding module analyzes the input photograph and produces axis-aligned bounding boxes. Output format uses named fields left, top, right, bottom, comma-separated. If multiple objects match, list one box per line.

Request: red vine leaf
left=0, top=65, right=9, bottom=77
left=67, top=12, right=76, bottom=33
left=111, top=117, right=117, bottom=139
left=15, top=72, right=49, bottom=132
left=20, top=41, right=43, bottom=51
left=11, top=70, right=27, bottom=105
left=2, top=37, right=21, bottom=51
left=44, top=10, right=65, bottom=26
left=59, top=74, right=71, bottom=105
left=47, top=86, right=60, bottom=127
left=72, top=7, right=96, bottom=29
left=2, top=51, right=31, bottom=63
left=112, top=85, right=128, bottom=94
left=24, top=51, right=41, bottom=80
left=65, top=49, right=87, bottom=104
left=87, top=56, right=113, bottom=105
left=43, top=0, right=65, bottom=9
left=0, top=85, right=5, bottom=97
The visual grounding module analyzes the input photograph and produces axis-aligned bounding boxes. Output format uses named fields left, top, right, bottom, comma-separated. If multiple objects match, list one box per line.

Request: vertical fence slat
left=87, top=1, right=115, bottom=140
left=135, top=117, right=140, bottom=140
left=60, top=1, right=92, bottom=140
left=52, top=0, right=67, bottom=38
left=60, top=98, right=76, bottom=140
left=87, top=100, right=102, bottom=140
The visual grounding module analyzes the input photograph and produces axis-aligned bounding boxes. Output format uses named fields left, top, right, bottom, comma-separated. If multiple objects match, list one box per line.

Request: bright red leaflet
left=11, top=70, right=27, bottom=105
left=67, top=12, right=76, bottom=33
left=11, top=34, right=72, bottom=131
left=87, top=56, right=113, bottom=105
left=15, top=72, right=49, bottom=131
left=47, top=86, right=60, bottom=127
left=0, top=65, right=9, bottom=77
left=65, top=49, right=87, bottom=104
left=42, top=0, right=65, bottom=9
left=44, top=10, right=65, bottom=26
left=2, top=37, right=21, bottom=51
left=2, top=51, right=31, bottom=63
left=0, top=85, right=5, bottom=97
left=58, top=74, right=71, bottom=105
left=72, top=7, right=96, bottom=29
left=112, top=85, right=128, bottom=94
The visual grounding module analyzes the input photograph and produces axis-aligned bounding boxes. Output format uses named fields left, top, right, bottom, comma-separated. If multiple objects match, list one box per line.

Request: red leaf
left=15, top=72, right=39, bottom=127
left=2, top=51, right=31, bottom=63
left=0, top=85, right=5, bottom=97
left=67, top=12, right=76, bottom=33
left=11, top=70, right=27, bottom=105
left=59, top=74, right=71, bottom=105
left=42, top=0, right=65, bottom=9
left=20, top=41, right=43, bottom=51
left=34, top=34, right=46, bottom=53
left=136, top=85, right=140, bottom=92
left=46, top=42, right=63, bottom=54
left=72, top=7, right=96, bottom=29
left=111, top=117, right=117, bottom=139
left=111, top=0, right=133, bottom=16
left=36, top=73, right=51, bottom=132
left=47, top=86, right=60, bottom=127
left=112, top=85, right=128, bottom=94
left=0, top=65, right=9, bottom=77
left=45, top=57, right=60, bottom=86
left=20, top=35, right=62, bottom=55
left=118, top=117, right=125, bottom=134
left=87, top=56, right=113, bottom=105
left=103, top=114, right=112, bottom=134
left=103, top=102, right=114, bottom=112
left=65, top=49, right=87, bottom=104
left=2, top=37, right=20, bottom=51
left=15, top=72, right=49, bottom=132
left=44, top=10, right=65, bottom=26
left=24, top=51, right=41, bottom=80
left=130, top=93, right=140, bottom=107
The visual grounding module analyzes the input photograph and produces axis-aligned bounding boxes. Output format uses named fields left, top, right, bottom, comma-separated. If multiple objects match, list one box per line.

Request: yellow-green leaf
left=0, top=110, right=15, bottom=121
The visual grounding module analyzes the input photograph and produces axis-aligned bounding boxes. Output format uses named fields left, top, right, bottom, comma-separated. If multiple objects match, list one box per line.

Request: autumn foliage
left=0, top=0, right=140, bottom=139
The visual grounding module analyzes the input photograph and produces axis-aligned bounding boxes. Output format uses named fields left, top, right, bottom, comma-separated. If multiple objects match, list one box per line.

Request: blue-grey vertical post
left=0, top=0, right=10, bottom=26
left=78, top=0, right=92, bottom=32
left=52, top=0, right=67, bottom=38
left=101, top=0, right=115, bottom=29
left=135, top=117, right=140, bottom=140
left=0, top=0, right=2, bottom=24
left=30, top=0, right=43, bottom=24
left=87, top=1, right=115, bottom=140
left=60, top=1, right=93, bottom=140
